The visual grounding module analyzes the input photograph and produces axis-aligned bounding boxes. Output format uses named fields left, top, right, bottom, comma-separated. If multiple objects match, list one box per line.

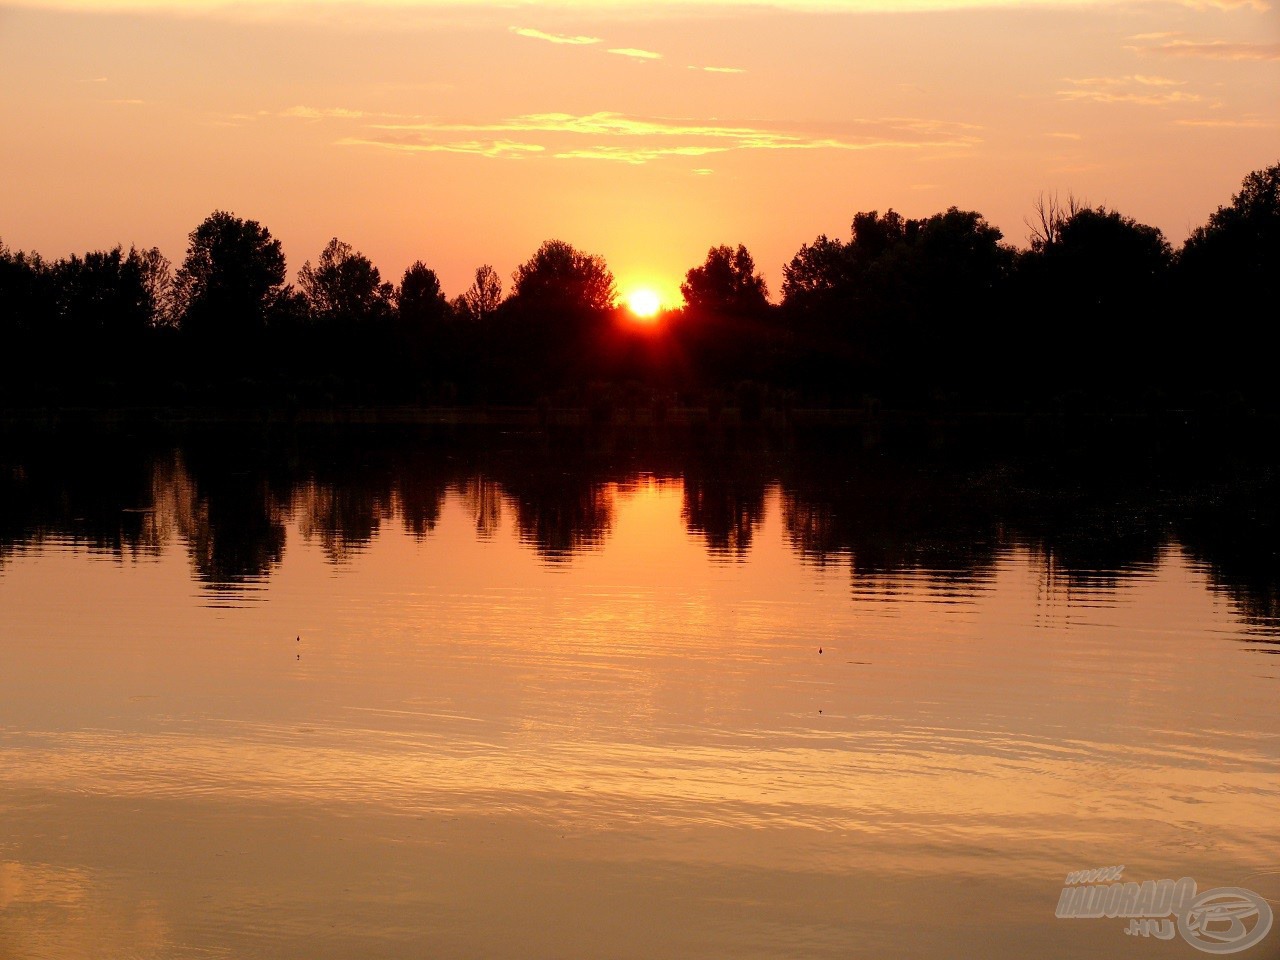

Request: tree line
left=1, top=161, right=1276, bottom=413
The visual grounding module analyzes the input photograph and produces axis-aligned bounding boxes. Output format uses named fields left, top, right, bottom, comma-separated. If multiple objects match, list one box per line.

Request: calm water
left=1, top=425, right=1277, bottom=959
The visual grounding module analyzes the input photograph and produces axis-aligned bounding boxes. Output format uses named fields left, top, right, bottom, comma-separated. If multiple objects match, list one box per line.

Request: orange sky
left=1, top=0, right=1277, bottom=304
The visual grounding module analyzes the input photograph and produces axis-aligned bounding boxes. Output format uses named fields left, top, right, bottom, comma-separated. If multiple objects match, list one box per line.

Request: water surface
left=1, top=426, right=1277, bottom=958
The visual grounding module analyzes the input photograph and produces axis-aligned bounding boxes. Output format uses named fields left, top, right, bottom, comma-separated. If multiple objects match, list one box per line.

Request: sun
left=625, top=288, right=662, bottom=320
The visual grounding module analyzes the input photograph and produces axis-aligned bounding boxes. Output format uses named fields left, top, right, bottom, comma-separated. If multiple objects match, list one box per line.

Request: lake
left=1, top=421, right=1277, bottom=958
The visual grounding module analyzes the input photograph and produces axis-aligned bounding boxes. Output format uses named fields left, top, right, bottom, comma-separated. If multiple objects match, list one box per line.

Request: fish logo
left=1178, top=887, right=1273, bottom=955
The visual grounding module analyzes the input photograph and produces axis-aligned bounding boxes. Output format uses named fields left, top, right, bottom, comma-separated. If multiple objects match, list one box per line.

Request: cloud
left=282, top=105, right=366, bottom=119
left=1057, top=75, right=1206, bottom=105
left=208, top=105, right=419, bottom=125
left=1193, top=0, right=1271, bottom=9
left=607, top=47, right=663, bottom=59
left=1059, top=89, right=1205, bottom=105
left=347, top=110, right=982, bottom=163
left=556, top=145, right=724, bottom=162
left=1149, top=39, right=1280, bottom=60
left=339, top=136, right=545, bottom=158
left=690, top=65, right=746, bottom=73
left=511, top=26, right=600, bottom=46
left=1067, top=74, right=1185, bottom=86
left=1174, top=116, right=1275, bottom=128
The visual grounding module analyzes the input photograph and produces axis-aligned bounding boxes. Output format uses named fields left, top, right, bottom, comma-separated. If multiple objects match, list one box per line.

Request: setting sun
left=626, top=288, right=662, bottom=320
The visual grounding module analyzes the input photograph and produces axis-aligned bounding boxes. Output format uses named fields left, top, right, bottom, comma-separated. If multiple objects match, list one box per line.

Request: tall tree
left=496, top=240, right=616, bottom=400
left=681, top=244, right=769, bottom=316
left=50, top=246, right=154, bottom=339
left=510, top=239, right=615, bottom=314
left=460, top=264, right=503, bottom=322
left=1021, top=204, right=1171, bottom=310
left=781, top=234, right=849, bottom=309
left=1181, top=162, right=1279, bottom=300
left=136, top=247, right=176, bottom=329
left=174, top=211, right=287, bottom=338
left=1013, top=202, right=1172, bottom=398
left=298, top=238, right=393, bottom=324
left=675, top=245, right=775, bottom=392
left=397, top=261, right=448, bottom=327
left=0, top=241, right=51, bottom=341
left=1176, top=161, right=1279, bottom=402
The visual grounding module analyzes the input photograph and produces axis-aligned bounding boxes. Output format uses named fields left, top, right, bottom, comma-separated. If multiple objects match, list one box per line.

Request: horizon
left=2, top=1, right=1277, bottom=304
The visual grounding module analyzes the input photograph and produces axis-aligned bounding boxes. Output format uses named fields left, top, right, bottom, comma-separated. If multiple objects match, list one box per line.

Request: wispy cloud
left=342, top=110, right=982, bottom=164
left=511, top=26, right=600, bottom=46
left=607, top=47, right=663, bottom=60
left=1149, top=39, right=1280, bottom=60
left=1174, top=115, right=1276, bottom=128
left=340, top=137, right=546, bottom=159
left=1058, top=75, right=1206, bottom=105
left=215, top=105, right=423, bottom=126
left=690, top=65, right=746, bottom=74
left=511, top=26, right=666, bottom=63
left=1197, top=0, right=1271, bottom=9
left=282, top=105, right=367, bottom=119
left=1069, top=74, right=1186, bottom=86
left=556, top=145, right=723, bottom=162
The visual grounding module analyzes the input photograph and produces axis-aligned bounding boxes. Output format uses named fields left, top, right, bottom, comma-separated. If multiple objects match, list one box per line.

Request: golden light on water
left=2, top=454, right=1279, bottom=958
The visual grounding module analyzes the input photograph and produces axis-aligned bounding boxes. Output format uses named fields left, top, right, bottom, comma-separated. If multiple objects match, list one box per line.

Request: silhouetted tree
left=781, top=234, right=850, bottom=310
left=779, top=208, right=1010, bottom=402
left=50, top=246, right=154, bottom=339
left=681, top=245, right=770, bottom=316
left=397, top=261, right=448, bottom=326
left=459, top=264, right=503, bottom=323
left=1026, top=192, right=1082, bottom=252
left=675, top=245, right=776, bottom=391
left=1014, top=202, right=1171, bottom=399
left=909, top=208, right=1012, bottom=392
left=1046, top=206, right=1170, bottom=281
left=511, top=240, right=615, bottom=314
left=299, top=238, right=393, bottom=325
left=5, top=159, right=1277, bottom=413
left=389, top=260, right=450, bottom=392
left=174, top=211, right=288, bottom=339
left=0, top=241, right=52, bottom=342
left=0, top=241, right=180, bottom=402
left=1175, top=162, right=1279, bottom=405
left=848, top=209, right=910, bottom=261
left=137, top=246, right=176, bottom=328
left=1182, top=162, right=1279, bottom=287
left=497, top=240, right=617, bottom=399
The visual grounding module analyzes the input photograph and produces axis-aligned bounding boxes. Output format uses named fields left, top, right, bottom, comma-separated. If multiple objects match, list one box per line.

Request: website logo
left=1056, top=866, right=1273, bottom=954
